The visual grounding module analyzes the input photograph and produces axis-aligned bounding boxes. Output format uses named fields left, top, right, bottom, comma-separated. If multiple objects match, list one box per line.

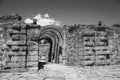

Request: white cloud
left=43, top=13, right=49, bottom=18
left=34, top=14, right=42, bottom=20
left=24, top=18, right=33, bottom=24
left=24, top=13, right=60, bottom=26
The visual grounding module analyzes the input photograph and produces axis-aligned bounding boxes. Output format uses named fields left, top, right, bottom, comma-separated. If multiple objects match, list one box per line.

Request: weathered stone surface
left=96, top=60, right=110, bottom=65
left=7, top=62, right=25, bottom=68
left=8, top=51, right=26, bottom=56
left=27, top=41, right=38, bottom=46
left=28, top=51, right=38, bottom=56
left=96, top=55, right=106, bottom=60
left=11, top=56, right=25, bottom=62
left=27, top=29, right=39, bottom=35
left=11, top=67, right=26, bottom=72
left=27, top=56, right=38, bottom=62
left=0, top=14, right=22, bottom=22
left=28, top=46, right=38, bottom=51
left=84, top=56, right=95, bottom=61
left=7, top=41, right=26, bottom=45
left=27, top=67, right=38, bottom=71
left=27, top=62, right=38, bottom=67
left=84, top=61, right=95, bottom=66
left=12, top=35, right=26, bottom=41
left=1, top=14, right=120, bottom=71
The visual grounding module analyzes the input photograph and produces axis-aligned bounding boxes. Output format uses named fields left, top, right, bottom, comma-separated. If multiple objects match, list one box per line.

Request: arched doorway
left=39, top=37, right=53, bottom=63
left=38, top=26, right=63, bottom=69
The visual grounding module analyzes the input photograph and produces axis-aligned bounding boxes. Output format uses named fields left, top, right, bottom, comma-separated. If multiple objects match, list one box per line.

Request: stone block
left=84, top=52, right=94, bottom=56
left=27, top=29, right=39, bottom=35
left=96, top=60, right=110, bottom=65
left=7, top=62, right=25, bottom=68
left=27, top=56, right=38, bottom=62
left=27, top=62, right=38, bottom=67
left=11, top=67, right=26, bottom=72
left=20, top=29, right=26, bottom=33
left=78, top=51, right=84, bottom=56
left=11, top=46, right=26, bottom=51
left=96, top=55, right=106, bottom=60
left=96, top=51, right=110, bottom=55
left=28, top=46, right=38, bottom=51
left=11, top=56, right=25, bottom=62
left=84, top=61, right=95, bottom=66
left=27, top=41, right=38, bottom=46
left=27, top=66, right=38, bottom=71
left=7, top=41, right=26, bottom=45
left=28, top=51, right=38, bottom=56
left=8, top=51, right=26, bottom=56
left=18, top=68, right=26, bottom=72
left=77, top=56, right=83, bottom=61
left=39, top=47, right=50, bottom=52
left=12, top=35, right=26, bottom=41
left=7, top=28, right=19, bottom=32
left=84, top=56, right=95, bottom=61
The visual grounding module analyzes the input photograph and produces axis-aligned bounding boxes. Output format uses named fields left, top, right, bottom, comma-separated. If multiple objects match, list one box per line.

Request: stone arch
left=39, top=26, right=64, bottom=46
left=39, top=26, right=64, bottom=63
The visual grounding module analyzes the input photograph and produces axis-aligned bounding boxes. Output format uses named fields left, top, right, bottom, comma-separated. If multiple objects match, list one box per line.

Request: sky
left=0, top=0, right=120, bottom=26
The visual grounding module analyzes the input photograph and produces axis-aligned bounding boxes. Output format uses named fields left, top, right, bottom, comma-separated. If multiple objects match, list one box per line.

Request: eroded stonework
left=0, top=14, right=120, bottom=72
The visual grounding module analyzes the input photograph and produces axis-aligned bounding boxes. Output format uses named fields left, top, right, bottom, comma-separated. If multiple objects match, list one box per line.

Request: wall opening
left=38, top=37, right=53, bottom=69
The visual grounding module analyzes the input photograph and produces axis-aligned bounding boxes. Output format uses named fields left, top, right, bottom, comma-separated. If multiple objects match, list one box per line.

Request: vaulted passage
left=38, top=38, right=52, bottom=62
left=38, top=26, right=63, bottom=69
left=39, top=26, right=63, bottom=63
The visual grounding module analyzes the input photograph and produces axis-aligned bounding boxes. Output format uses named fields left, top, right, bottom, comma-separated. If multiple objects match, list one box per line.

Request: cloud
left=43, top=13, right=49, bottom=18
left=24, top=18, right=33, bottom=24
left=24, top=13, right=60, bottom=26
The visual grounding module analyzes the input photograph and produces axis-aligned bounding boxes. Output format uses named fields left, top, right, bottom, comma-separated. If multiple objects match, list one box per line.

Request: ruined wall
left=26, top=25, right=39, bottom=71
left=0, top=14, right=26, bottom=71
left=64, top=25, right=120, bottom=66
left=1, top=14, right=120, bottom=72
left=0, top=14, right=54, bottom=72
left=108, top=27, right=120, bottom=64
left=64, top=26, right=84, bottom=66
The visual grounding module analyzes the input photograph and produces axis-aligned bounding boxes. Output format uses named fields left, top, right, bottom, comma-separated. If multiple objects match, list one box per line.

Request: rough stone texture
left=65, top=25, right=120, bottom=66
left=1, top=14, right=120, bottom=72
left=0, top=14, right=26, bottom=71
left=65, top=29, right=83, bottom=66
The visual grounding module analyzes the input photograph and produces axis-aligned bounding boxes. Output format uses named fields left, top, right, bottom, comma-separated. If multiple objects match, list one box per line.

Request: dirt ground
left=0, top=64, right=120, bottom=80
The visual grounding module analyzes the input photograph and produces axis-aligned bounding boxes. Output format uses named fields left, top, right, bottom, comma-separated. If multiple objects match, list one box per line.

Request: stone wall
left=0, top=14, right=50, bottom=72
left=65, top=27, right=84, bottom=66
left=1, top=14, right=120, bottom=72
left=64, top=25, right=120, bottom=66
left=0, top=14, right=26, bottom=71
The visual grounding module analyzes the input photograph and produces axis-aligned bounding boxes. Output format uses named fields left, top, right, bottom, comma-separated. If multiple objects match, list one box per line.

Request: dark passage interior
left=38, top=37, right=53, bottom=69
